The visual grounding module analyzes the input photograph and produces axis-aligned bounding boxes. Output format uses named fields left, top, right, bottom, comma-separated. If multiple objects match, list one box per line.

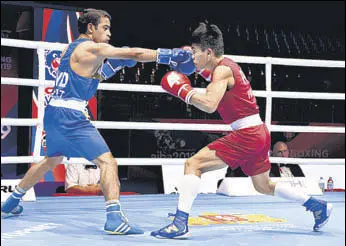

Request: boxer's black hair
left=191, top=22, right=224, bottom=57
left=78, top=8, right=111, bottom=34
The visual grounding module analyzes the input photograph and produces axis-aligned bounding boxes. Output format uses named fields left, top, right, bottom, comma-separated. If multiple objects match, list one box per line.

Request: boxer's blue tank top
left=44, top=38, right=110, bottom=161
left=50, top=38, right=99, bottom=102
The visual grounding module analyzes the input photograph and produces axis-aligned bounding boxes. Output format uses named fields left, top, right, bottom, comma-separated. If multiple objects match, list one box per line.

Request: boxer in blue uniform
left=1, top=8, right=195, bottom=235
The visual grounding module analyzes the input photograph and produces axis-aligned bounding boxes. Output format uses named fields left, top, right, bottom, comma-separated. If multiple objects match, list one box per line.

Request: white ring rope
left=1, top=118, right=345, bottom=133
left=2, top=77, right=345, bottom=100
left=229, top=55, right=346, bottom=68
left=2, top=38, right=345, bottom=67
left=1, top=38, right=67, bottom=51
left=0, top=156, right=344, bottom=166
left=1, top=38, right=345, bottom=166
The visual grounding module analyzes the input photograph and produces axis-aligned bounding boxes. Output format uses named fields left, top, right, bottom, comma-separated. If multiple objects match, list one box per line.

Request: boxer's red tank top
left=211, top=57, right=259, bottom=124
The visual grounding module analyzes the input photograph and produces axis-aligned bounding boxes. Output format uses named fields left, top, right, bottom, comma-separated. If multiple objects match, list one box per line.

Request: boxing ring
left=1, top=38, right=345, bottom=245
left=1, top=193, right=345, bottom=246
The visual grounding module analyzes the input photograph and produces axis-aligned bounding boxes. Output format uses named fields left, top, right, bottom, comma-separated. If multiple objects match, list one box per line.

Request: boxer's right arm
left=190, top=66, right=231, bottom=113
left=91, top=43, right=157, bottom=62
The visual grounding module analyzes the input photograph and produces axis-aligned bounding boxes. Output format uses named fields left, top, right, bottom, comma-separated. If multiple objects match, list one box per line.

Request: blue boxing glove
left=171, top=54, right=196, bottom=75
left=157, top=48, right=195, bottom=75
left=174, top=45, right=196, bottom=75
left=97, top=58, right=137, bottom=81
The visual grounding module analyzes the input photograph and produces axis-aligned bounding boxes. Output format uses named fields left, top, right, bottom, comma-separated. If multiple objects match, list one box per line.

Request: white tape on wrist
left=185, top=89, right=197, bottom=104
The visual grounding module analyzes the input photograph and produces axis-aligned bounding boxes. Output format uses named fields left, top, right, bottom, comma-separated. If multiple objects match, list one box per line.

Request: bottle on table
left=318, top=177, right=325, bottom=193
left=327, top=177, right=334, bottom=191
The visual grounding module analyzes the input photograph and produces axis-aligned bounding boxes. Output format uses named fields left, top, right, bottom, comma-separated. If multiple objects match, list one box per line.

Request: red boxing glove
left=161, top=71, right=197, bottom=104
left=181, top=45, right=192, bottom=52
left=197, top=68, right=211, bottom=81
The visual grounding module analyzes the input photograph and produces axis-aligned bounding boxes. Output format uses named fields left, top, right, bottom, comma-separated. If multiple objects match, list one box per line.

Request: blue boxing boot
left=104, top=201, right=144, bottom=235
left=303, top=197, right=333, bottom=231
left=151, top=209, right=191, bottom=239
left=1, top=187, right=25, bottom=218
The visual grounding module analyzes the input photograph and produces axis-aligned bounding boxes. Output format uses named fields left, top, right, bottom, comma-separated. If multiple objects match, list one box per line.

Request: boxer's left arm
left=97, top=58, right=137, bottom=81
left=91, top=43, right=193, bottom=67
left=190, top=65, right=234, bottom=113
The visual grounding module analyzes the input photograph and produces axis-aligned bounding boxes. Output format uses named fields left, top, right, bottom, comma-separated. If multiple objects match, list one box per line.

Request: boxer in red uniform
left=151, top=22, right=332, bottom=239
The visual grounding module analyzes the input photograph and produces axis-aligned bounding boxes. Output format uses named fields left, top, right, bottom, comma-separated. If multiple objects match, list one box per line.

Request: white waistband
left=230, top=114, right=263, bottom=130
left=49, top=98, right=87, bottom=112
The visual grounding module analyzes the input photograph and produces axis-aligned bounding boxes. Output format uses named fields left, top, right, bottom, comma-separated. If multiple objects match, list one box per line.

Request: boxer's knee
left=44, top=156, right=63, bottom=170
left=253, top=181, right=275, bottom=195
left=94, top=152, right=118, bottom=169
left=98, top=158, right=118, bottom=169
left=97, top=156, right=120, bottom=185
left=185, top=157, right=202, bottom=176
